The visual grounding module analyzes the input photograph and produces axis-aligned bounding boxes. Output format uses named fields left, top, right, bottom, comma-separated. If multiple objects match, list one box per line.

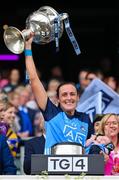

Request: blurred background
left=0, top=0, right=118, bottom=83
left=0, top=0, right=119, bottom=175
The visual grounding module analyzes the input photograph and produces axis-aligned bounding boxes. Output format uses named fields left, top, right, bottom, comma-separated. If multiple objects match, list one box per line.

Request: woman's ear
left=57, top=98, right=60, bottom=104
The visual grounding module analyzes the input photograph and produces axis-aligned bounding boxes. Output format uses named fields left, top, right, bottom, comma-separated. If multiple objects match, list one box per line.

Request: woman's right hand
left=24, top=31, right=35, bottom=49
left=85, top=134, right=97, bottom=146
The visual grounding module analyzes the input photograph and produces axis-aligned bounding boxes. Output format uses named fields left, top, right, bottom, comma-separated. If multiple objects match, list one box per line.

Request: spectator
left=23, top=135, right=45, bottom=174
left=46, top=78, right=61, bottom=106
left=25, top=84, right=39, bottom=110
left=98, top=113, right=119, bottom=175
left=0, top=94, right=19, bottom=158
left=76, top=68, right=89, bottom=93
left=104, top=75, right=118, bottom=92
left=0, top=71, right=9, bottom=90
left=47, top=78, right=61, bottom=92
left=3, top=68, right=21, bottom=94
left=50, top=65, right=64, bottom=82
left=93, top=114, right=104, bottom=134
left=84, top=70, right=98, bottom=88
left=0, top=134, right=17, bottom=175
left=23, top=110, right=45, bottom=174
left=85, top=134, right=114, bottom=155
left=17, top=88, right=36, bottom=138
left=33, top=111, right=45, bottom=137
left=2, top=103, right=19, bottom=157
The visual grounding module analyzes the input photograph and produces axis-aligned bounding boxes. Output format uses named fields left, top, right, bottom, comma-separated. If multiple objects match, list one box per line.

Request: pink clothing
left=0, top=79, right=9, bottom=88
left=105, top=150, right=119, bottom=175
left=111, top=150, right=119, bottom=175
left=105, top=154, right=113, bottom=175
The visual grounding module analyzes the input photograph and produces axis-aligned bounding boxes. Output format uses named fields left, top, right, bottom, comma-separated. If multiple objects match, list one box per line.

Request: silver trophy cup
left=3, top=6, right=68, bottom=54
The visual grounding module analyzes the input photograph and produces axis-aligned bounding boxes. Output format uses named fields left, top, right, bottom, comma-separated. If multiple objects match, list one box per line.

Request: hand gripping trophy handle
left=3, top=6, right=81, bottom=55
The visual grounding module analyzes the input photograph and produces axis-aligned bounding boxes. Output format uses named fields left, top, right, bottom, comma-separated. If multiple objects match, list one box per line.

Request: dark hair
left=56, top=82, right=78, bottom=97
left=85, top=71, right=97, bottom=80
left=93, top=114, right=104, bottom=125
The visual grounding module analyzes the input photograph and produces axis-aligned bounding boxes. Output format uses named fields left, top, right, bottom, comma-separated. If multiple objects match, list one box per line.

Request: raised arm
left=24, top=34, right=48, bottom=111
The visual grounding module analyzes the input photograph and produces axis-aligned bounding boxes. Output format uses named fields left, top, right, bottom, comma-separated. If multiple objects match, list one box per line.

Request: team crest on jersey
left=80, top=126, right=86, bottom=132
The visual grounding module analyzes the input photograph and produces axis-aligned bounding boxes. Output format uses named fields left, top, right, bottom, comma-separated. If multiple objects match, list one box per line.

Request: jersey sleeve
left=41, top=98, right=61, bottom=121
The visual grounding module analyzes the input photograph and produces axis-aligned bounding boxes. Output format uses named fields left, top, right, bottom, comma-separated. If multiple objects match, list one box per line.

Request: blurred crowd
left=0, top=66, right=119, bottom=175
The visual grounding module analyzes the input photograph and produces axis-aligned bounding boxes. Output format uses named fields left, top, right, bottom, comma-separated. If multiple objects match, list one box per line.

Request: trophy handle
left=59, top=13, right=69, bottom=21
left=22, top=29, right=33, bottom=40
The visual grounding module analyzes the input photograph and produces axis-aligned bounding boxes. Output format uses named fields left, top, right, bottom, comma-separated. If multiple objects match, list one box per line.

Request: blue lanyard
left=54, top=13, right=81, bottom=55
left=54, top=18, right=60, bottom=52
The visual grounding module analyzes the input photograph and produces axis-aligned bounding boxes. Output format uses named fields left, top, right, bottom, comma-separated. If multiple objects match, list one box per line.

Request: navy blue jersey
left=42, top=99, right=94, bottom=154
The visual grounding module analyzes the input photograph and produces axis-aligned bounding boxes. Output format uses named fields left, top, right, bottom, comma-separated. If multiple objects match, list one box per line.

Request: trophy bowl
left=3, top=6, right=68, bottom=54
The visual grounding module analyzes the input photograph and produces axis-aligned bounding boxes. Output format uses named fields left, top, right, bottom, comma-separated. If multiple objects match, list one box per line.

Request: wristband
left=24, top=49, right=32, bottom=56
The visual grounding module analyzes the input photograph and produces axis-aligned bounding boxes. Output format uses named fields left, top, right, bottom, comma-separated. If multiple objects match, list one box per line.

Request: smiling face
left=0, top=103, right=6, bottom=121
left=9, top=69, right=20, bottom=84
left=57, top=84, right=78, bottom=115
left=104, top=115, right=119, bottom=138
left=3, top=106, right=16, bottom=125
left=94, top=121, right=101, bottom=134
